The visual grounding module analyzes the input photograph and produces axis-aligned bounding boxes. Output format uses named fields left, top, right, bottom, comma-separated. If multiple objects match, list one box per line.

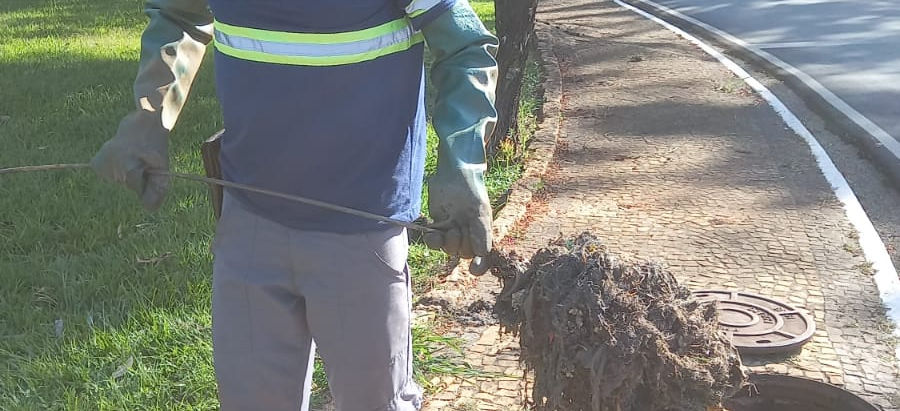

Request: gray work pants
left=211, top=192, right=423, bottom=410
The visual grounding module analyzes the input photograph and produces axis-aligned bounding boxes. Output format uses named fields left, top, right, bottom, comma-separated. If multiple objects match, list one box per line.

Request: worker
left=89, top=0, right=498, bottom=409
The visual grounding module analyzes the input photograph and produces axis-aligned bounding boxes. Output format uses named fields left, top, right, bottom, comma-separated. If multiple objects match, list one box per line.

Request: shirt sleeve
left=398, top=0, right=458, bottom=31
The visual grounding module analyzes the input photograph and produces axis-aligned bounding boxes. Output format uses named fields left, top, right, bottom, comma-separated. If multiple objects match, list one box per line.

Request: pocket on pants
left=211, top=192, right=245, bottom=256
left=364, top=227, right=409, bottom=274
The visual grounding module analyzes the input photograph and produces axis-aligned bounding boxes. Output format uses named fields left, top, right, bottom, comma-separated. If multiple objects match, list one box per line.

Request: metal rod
left=0, top=163, right=91, bottom=174
left=164, top=171, right=435, bottom=232
left=0, top=163, right=435, bottom=233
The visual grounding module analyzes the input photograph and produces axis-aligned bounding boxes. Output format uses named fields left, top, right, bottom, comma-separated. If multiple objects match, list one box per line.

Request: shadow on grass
left=0, top=0, right=506, bottom=408
left=0, top=0, right=144, bottom=41
left=1, top=3, right=223, bottom=403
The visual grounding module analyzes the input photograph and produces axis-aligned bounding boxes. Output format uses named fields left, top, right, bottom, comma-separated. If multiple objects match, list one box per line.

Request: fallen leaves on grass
left=54, top=319, right=64, bottom=338
left=33, top=286, right=57, bottom=308
left=136, top=252, right=174, bottom=265
left=112, top=356, right=134, bottom=379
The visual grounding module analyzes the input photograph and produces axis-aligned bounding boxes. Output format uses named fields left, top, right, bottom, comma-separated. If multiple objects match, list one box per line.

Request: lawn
left=0, top=1, right=535, bottom=409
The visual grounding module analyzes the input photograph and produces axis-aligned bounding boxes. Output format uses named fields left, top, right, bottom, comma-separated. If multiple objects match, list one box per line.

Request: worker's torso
left=207, top=0, right=440, bottom=232
left=210, top=0, right=401, bottom=33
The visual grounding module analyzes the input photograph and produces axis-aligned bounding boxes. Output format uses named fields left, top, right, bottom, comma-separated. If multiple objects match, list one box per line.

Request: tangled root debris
left=492, top=233, right=746, bottom=411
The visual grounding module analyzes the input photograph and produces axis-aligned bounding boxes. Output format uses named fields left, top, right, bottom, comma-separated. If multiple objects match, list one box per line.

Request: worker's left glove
left=91, top=110, right=170, bottom=211
left=92, top=0, right=212, bottom=211
left=425, top=167, right=492, bottom=260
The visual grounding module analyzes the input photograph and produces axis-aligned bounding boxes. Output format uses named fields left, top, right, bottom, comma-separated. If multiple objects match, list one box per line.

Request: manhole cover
left=725, top=374, right=878, bottom=411
left=692, top=290, right=815, bottom=354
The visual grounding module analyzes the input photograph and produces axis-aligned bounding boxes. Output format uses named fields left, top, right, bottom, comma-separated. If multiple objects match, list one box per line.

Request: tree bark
left=490, top=0, right=539, bottom=157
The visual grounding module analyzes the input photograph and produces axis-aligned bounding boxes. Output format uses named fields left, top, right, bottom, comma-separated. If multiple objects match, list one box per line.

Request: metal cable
left=0, top=163, right=435, bottom=233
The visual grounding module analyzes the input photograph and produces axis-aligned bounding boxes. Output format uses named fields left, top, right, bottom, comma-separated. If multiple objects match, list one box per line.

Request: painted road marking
left=614, top=0, right=900, bottom=360
left=619, top=0, right=900, bottom=164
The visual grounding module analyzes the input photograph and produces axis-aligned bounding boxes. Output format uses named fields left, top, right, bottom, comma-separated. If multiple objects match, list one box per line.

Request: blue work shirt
left=207, top=0, right=456, bottom=232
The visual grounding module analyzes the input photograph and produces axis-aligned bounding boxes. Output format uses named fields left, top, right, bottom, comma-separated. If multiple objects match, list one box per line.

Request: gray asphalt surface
left=647, top=0, right=900, bottom=161
left=627, top=0, right=900, bottom=272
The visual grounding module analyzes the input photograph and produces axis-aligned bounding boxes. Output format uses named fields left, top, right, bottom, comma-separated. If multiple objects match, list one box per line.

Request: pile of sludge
left=491, top=233, right=746, bottom=411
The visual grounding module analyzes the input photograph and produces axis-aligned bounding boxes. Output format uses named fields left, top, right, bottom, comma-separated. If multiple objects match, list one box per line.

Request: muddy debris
left=491, top=233, right=746, bottom=411
left=415, top=296, right=496, bottom=327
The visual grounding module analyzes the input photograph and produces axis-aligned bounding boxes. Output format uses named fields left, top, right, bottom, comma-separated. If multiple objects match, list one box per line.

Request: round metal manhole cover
left=692, top=290, right=816, bottom=354
left=725, top=374, right=878, bottom=411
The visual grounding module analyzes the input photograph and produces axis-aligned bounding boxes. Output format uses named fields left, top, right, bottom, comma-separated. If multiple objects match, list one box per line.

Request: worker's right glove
left=91, top=110, right=171, bottom=211
left=420, top=1, right=499, bottom=273
left=425, top=165, right=493, bottom=260
left=91, top=0, right=211, bottom=211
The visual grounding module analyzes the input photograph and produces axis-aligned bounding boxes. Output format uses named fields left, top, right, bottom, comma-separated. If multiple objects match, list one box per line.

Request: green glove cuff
left=423, top=1, right=499, bottom=174
left=134, top=0, right=212, bottom=131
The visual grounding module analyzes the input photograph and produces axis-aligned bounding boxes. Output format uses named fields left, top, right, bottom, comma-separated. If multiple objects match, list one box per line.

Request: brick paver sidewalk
left=420, top=0, right=900, bottom=409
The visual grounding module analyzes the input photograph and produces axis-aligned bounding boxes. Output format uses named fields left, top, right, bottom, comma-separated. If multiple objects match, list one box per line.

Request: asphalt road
left=643, top=0, right=900, bottom=165
left=614, top=0, right=900, bottom=324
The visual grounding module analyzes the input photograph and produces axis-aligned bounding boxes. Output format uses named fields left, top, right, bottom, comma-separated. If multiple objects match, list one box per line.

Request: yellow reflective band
left=214, top=33, right=425, bottom=67
left=214, top=18, right=411, bottom=45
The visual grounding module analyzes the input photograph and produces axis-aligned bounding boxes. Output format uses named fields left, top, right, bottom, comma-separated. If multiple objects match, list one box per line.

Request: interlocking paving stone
left=418, top=0, right=900, bottom=409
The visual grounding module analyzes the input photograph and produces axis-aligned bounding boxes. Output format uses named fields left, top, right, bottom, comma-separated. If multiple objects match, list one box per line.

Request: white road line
left=621, top=1, right=900, bottom=164
left=611, top=0, right=900, bottom=359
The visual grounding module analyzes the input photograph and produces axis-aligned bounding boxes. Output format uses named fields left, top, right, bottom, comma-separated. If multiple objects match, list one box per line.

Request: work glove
left=420, top=1, right=499, bottom=273
left=92, top=111, right=170, bottom=211
left=91, top=0, right=212, bottom=211
left=425, top=166, right=493, bottom=260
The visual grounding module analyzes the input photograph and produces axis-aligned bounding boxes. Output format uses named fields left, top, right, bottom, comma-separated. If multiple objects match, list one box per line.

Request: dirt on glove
left=491, top=233, right=746, bottom=411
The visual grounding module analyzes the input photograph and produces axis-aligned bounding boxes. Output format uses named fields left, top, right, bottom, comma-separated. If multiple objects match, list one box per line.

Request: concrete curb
left=491, top=29, right=564, bottom=244
left=617, top=0, right=900, bottom=189
left=612, top=0, right=900, bottom=363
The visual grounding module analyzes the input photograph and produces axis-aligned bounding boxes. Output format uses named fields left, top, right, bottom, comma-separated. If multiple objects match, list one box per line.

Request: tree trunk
left=490, top=0, right=539, bottom=157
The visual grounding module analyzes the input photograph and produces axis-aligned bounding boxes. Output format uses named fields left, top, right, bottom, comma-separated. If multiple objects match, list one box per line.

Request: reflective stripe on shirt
left=213, top=17, right=424, bottom=66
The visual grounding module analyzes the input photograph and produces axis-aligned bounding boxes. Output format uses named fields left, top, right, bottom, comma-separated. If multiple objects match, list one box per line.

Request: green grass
left=0, top=0, right=538, bottom=409
left=485, top=54, right=543, bottom=211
